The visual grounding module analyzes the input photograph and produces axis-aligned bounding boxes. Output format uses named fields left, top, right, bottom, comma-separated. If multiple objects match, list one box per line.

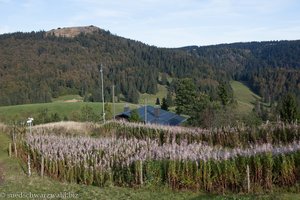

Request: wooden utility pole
left=100, top=65, right=105, bottom=123
left=112, top=84, right=115, bottom=120
left=144, top=99, right=147, bottom=123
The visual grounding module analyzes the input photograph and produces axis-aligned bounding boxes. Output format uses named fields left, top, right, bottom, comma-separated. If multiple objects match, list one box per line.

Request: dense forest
left=0, top=26, right=299, bottom=106
left=182, top=41, right=300, bottom=102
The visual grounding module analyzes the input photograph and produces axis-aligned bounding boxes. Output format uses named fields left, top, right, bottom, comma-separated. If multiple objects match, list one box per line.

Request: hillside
left=182, top=41, right=300, bottom=102
left=0, top=26, right=210, bottom=106
left=0, top=81, right=259, bottom=123
left=231, top=81, right=261, bottom=113
left=0, top=84, right=168, bottom=123
left=0, top=100, right=139, bottom=123
left=0, top=26, right=299, bottom=107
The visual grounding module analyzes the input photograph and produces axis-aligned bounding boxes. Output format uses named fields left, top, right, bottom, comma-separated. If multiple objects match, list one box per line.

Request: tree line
left=174, top=78, right=299, bottom=127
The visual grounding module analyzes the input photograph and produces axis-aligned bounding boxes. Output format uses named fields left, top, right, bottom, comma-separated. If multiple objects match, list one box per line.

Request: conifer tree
left=218, top=83, right=229, bottom=106
left=175, top=78, right=197, bottom=115
left=279, top=93, right=299, bottom=122
left=161, top=97, right=169, bottom=111
left=156, top=97, right=160, bottom=105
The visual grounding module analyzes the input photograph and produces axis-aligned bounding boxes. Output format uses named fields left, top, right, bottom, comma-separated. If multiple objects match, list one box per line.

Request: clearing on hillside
left=231, top=81, right=261, bottom=113
left=139, top=84, right=168, bottom=105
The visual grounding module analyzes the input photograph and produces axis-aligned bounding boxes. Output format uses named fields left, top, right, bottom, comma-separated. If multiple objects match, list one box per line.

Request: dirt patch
left=46, top=26, right=100, bottom=38
left=0, top=163, right=4, bottom=185
left=64, top=99, right=82, bottom=103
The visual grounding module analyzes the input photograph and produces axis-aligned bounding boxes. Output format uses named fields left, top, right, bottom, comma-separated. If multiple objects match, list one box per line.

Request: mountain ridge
left=0, top=26, right=299, bottom=106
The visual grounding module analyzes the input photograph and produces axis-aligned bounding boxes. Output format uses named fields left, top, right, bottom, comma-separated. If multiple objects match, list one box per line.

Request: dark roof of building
left=116, top=105, right=186, bottom=126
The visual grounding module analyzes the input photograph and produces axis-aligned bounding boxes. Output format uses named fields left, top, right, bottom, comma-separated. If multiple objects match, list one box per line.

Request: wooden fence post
left=140, top=160, right=143, bottom=185
left=41, top=156, right=44, bottom=177
left=28, top=154, right=31, bottom=177
left=8, top=143, right=12, bottom=157
left=247, top=165, right=250, bottom=193
left=12, top=127, right=15, bottom=143
left=14, top=142, right=17, bottom=157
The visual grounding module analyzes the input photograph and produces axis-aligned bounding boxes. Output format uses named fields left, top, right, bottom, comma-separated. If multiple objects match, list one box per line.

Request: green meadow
left=0, top=101, right=139, bottom=123
left=139, top=84, right=168, bottom=105
left=0, top=81, right=261, bottom=123
left=231, top=81, right=261, bottom=114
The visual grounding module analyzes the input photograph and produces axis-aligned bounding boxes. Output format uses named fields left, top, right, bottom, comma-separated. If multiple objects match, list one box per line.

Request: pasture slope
left=0, top=101, right=139, bottom=123
left=230, top=81, right=261, bottom=114
left=0, top=81, right=258, bottom=123
left=139, top=84, right=168, bottom=105
left=0, top=84, right=169, bottom=123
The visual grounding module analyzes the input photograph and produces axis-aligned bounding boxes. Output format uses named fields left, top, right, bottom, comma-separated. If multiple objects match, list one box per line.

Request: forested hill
left=0, top=26, right=299, bottom=106
left=181, top=41, right=300, bottom=102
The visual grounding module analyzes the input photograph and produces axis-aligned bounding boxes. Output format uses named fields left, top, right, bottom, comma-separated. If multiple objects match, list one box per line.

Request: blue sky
left=0, top=0, right=299, bottom=47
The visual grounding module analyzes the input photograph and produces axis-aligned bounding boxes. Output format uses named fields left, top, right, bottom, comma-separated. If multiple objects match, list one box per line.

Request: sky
left=0, top=0, right=300, bottom=47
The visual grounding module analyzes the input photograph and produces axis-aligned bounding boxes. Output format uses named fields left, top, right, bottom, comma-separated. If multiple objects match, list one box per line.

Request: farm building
left=116, top=105, right=186, bottom=126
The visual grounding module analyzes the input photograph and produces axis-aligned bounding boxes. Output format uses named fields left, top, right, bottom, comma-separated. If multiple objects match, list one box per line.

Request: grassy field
left=0, top=81, right=265, bottom=123
left=0, top=84, right=169, bottom=123
left=0, top=81, right=262, bottom=123
left=231, top=81, right=261, bottom=114
left=0, top=101, right=139, bottom=123
left=139, top=81, right=261, bottom=114
left=139, top=84, right=168, bottom=105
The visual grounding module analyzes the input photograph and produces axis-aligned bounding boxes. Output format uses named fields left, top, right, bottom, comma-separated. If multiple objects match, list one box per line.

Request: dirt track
left=0, top=163, right=4, bottom=185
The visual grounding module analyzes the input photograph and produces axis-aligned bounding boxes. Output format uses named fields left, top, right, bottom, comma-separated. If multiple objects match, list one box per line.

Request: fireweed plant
left=14, top=121, right=300, bottom=193
left=99, top=120, right=300, bottom=147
